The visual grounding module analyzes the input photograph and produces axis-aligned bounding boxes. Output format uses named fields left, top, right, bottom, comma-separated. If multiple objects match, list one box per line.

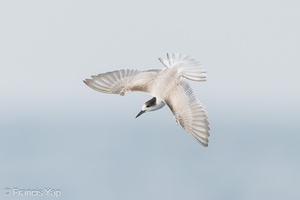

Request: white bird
left=83, top=53, right=210, bottom=146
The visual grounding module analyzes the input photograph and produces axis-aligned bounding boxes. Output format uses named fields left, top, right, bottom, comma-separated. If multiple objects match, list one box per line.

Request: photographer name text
left=3, top=187, right=61, bottom=197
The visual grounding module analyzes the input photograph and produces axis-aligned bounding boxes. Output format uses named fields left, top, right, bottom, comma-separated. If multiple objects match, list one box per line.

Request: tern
left=83, top=53, right=210, bottom=146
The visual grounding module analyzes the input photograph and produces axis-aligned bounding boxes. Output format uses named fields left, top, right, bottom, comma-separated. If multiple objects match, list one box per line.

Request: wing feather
left=84, top=69, right=161, bottom=95
left=165, top=80, right=210, bottom=146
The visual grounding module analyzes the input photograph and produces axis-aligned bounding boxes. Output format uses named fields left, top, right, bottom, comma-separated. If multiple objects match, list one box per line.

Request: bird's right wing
left=165, top=80, right=210, bottom=146
left=83, top=69, right=161, bottom=96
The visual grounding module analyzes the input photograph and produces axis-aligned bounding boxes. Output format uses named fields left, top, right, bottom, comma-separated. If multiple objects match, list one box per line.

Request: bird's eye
left=146, top=105, right=150, bottom=108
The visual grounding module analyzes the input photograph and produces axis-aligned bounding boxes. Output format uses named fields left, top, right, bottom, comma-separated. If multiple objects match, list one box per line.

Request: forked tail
left=158, top=53, right=206, bottom=82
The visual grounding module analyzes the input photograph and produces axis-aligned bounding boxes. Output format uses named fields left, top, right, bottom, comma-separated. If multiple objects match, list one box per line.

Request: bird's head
left=135, top=97, right=165, bottom=118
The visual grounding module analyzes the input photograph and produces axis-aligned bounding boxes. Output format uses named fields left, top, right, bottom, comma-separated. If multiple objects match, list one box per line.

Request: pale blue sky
left=1, top=0, right=300, bottom=199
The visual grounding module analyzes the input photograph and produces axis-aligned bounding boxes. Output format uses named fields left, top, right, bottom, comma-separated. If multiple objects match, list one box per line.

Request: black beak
left=135, top=110, right=145, bottom=118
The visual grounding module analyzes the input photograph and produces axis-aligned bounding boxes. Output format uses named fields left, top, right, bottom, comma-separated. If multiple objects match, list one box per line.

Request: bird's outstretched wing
left=84, top=69, right=161, bottom=95
left=165, top=80, right=210, bottom=146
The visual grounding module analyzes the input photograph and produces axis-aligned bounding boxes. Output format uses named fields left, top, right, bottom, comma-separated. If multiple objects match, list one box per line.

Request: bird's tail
left=158, top=53, right=206, bottom=82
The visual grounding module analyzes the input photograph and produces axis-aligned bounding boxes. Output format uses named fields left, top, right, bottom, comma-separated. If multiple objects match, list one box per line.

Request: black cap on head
left=145, top=97, right=156, bottom=107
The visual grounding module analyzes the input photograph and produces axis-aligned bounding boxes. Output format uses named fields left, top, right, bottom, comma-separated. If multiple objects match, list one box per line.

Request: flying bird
left=83, top=53, right=210, bottom=146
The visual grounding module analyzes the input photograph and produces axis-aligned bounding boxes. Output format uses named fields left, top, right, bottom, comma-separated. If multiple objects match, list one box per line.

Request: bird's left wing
left=165, top=80, right=210, bottom=146
left=84, top=69, right=161, bottom=96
